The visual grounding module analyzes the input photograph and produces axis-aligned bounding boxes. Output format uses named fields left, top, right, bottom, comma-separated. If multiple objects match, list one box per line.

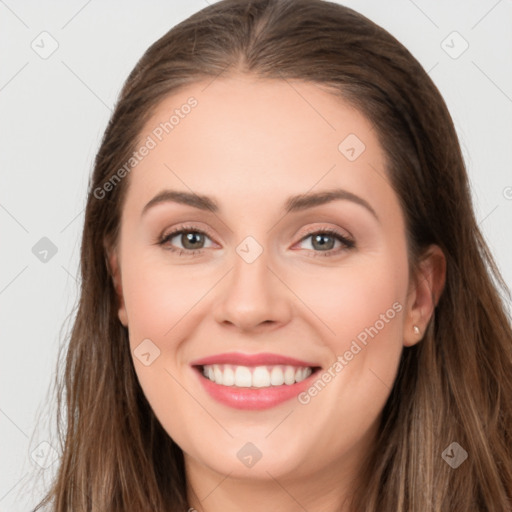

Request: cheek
left=121, top=251, right=215, bottom=346
left=302, top=254, right=408, bottom=353
left=295, top=249, right=408, bottom=434
left=119, top=254, right=211, bottom=440
left=291, top=253, right=407, bottom=460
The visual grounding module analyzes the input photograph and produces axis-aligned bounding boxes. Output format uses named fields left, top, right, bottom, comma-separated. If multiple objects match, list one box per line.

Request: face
left=108, top=74, right=434, bottom=488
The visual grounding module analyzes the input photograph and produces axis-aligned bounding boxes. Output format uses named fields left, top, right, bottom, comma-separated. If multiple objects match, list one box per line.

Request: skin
left=108, top=74, right=445, bottom=512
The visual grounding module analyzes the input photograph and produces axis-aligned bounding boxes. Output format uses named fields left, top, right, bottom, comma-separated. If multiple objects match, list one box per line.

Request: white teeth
left=299, top=367, right=312, bottom=381
left=201, top=364, right=314, bottom=388
left=223, top=366, right=235, bottom=386
left=270, top=366, right=285, bottom=386
left=213, top=365, right=223, bottom=385
left=252, top=366, right=271, bottom=388
left=284, top=366, right=296, bottom=385
left=234, top=366, right=252, bottom=387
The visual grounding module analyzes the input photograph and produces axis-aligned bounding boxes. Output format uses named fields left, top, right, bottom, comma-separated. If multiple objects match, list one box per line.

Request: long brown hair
left=33, top=0, right=512, bottom=510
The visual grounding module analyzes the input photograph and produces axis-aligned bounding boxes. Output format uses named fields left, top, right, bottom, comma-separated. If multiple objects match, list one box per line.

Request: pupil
left=183, top=232, right=203, bottom=249
left=314, top=234, right=333, bottom=250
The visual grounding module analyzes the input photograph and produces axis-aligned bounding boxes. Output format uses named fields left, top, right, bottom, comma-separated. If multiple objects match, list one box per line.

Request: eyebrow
left=141, top=188, right=378, bottom=220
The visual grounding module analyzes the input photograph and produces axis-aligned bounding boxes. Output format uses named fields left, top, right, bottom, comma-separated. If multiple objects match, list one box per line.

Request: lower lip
left=193, top=367, right=319, bottom=410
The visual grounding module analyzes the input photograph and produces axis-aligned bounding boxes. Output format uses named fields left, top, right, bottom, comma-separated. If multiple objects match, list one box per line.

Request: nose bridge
left=212, top=235, right=292, bottom=331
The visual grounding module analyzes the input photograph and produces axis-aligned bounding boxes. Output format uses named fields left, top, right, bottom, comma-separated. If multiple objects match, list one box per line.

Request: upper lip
left=190, top=352, right=320, bottom=368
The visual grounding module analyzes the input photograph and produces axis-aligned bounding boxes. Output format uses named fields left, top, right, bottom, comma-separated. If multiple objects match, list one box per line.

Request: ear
left=105, top=244, right=128, bottom=327
left=403, top=244, right=446, bottom=347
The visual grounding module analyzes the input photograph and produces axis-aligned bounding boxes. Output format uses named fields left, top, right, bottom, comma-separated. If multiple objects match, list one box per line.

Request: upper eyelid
left=161, top=224, right=216, bottom=242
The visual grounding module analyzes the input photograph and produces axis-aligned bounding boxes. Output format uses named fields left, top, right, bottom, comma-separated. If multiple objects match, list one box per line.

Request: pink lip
left=190, top=351, right=319, bottom=367
left=190, top=352, right=321, bottom=410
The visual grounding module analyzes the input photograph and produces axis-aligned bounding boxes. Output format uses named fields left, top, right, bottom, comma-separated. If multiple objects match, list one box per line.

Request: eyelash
left=156, top=224, right=355, bottom=258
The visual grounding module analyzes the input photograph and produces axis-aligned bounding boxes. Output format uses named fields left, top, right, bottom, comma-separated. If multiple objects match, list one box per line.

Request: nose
left=212, top=246, right=293, bottom=333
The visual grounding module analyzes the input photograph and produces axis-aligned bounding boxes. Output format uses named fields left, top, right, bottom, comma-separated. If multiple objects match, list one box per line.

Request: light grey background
left=1, top=1, right=511, bottom=510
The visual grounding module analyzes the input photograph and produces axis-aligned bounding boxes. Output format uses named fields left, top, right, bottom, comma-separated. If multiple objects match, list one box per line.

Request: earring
left=413, top=325, right=420, bottom=335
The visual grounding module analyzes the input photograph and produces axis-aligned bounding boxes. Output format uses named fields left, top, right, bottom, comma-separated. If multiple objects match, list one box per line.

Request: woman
left=34, top=0, right=512, bottom=510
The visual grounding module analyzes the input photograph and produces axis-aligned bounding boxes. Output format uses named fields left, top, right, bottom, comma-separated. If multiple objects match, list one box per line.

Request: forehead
left=124, top=75, right=395, bottom=218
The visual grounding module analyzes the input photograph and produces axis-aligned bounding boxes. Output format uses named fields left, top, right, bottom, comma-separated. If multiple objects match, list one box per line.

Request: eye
left=296, top=228, right=355, bottom=257
left=157, top=225, right=215, bottom=256
left=155, top=225, right=355, bottom=258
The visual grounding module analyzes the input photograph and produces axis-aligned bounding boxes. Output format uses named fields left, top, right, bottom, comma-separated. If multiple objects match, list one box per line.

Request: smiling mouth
left=195, top=364, right=322, bottom=388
